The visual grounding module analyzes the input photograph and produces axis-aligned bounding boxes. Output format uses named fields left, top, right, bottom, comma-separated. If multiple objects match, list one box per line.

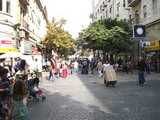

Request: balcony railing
left=128, top=0, right=141, bottom=7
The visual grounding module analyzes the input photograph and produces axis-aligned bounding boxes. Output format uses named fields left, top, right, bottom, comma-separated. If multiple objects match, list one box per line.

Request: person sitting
left=26, top=73, right=45, bottom=102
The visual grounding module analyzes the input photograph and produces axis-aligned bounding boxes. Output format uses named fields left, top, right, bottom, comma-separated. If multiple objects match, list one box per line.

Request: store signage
left=0, top=48, right=18, bottom=52
left=0, top=40, right=12, bottom=45
left=0, top=38, right=17, bottom=53
left=145, top=40, right=160, bottom=51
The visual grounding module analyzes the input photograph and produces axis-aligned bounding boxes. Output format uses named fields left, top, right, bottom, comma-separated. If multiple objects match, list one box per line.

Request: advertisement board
left=0, top=37, right=18, bottom=53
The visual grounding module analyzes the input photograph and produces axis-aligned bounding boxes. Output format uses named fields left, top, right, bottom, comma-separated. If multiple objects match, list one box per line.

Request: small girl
left=12, top=80, right=29, bottom=120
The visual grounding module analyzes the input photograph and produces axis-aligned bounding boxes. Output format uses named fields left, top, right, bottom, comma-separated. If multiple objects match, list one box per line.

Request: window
left=117, top=2, right=120, bottom=13
left=106, top=10, right=108, bottom=18
left=0, top=0, right=2, bottom=11
left=123, top=0, right=126, bottom=7
left=116, top=2, right=120, bottom=17
left=109, top=5, right=112, bottom=14
left=152, top=0, right=157, bottom=14
left=143, top=5, right=147, bottom=18
left=6, top=0, right=11, bottom=13
left=135, top=10, right=139, bottom=24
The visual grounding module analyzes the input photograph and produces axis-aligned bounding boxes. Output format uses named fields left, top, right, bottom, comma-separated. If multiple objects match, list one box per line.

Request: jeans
left=48, top=71, right=55, bottom=81
left=138, top=71, right=145, bottom=85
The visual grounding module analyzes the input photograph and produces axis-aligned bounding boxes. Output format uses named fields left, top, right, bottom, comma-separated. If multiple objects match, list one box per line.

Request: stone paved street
left=29, top=72, right=160, bottom=120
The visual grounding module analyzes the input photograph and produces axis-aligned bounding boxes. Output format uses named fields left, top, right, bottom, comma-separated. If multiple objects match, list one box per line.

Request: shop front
left=145, top=40, right=160, bottom=72
left=0, top=38, right=18, bottom=53
left=0, top=23, right=18, bottom=53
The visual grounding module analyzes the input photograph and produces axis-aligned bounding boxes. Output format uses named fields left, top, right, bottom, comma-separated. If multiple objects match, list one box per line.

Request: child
left=12, top=80, right=29, bottom=120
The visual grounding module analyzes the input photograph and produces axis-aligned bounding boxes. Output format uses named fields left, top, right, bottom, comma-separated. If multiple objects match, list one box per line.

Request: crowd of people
left=47, top=56, right=151, bottom=87
left=47, top=57, right=79, bottom=81
left=0, top=57, right=45, bottom=120
left=0, top=55, right=153, bottom=119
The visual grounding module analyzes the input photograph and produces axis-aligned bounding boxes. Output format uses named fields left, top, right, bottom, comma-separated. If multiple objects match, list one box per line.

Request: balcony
left=128, top=0, right=141, bottom=7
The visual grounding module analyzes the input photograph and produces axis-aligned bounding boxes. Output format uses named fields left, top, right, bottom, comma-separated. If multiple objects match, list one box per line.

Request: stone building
left=0, top=0, right=48, bottom=55
left=128, top=0, right=160, bottom=72
left=92, top=0, right=129, bottom=21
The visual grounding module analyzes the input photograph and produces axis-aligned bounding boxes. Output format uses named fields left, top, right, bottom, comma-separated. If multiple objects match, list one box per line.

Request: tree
left=78, top=18, right=135, bottom=56
left=78, top=20, right=111, bottom=50
left=42, top=19, right=76, bottom=58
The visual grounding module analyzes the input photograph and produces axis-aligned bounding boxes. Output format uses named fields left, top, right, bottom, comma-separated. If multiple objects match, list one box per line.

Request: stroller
left=27, top=73, right=46, bottom=102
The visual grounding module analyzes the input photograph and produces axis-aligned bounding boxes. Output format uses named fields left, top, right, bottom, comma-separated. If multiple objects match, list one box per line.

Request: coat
left=103, top=65, right=117, bottom=81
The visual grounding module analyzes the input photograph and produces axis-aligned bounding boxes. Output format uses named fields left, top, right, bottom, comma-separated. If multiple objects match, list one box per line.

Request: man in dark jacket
left=138, top=58, right=146, bottom=86
left=0, top=67, right=11, bottom=119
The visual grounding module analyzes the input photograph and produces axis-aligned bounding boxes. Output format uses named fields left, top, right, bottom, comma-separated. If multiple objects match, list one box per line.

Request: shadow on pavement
left=28, top=90, right=117, bottom=120
left=76, top=73, right=160, bottom=120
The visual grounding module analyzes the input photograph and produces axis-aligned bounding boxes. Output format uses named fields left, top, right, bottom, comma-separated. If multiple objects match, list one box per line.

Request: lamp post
left=133, top=25, right=146, bottom=60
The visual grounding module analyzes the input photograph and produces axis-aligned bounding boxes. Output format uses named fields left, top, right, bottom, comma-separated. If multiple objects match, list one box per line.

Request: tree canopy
left=78, top=18, right=135, bottom=55
left=42, top=19, right=76, bottom=58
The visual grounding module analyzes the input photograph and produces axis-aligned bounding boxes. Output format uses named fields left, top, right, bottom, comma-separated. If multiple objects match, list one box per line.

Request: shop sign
left=0, top=48, right=18, bottom=52
left=145, top=40, right=160, bottom=51
left=0, top=38, right=17, bottom=53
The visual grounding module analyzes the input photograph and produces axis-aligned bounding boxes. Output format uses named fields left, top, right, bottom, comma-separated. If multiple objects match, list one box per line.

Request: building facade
left=18, top=0, right=48, bottom=55
left=92, top=0, right=130, bottom=21
left=0, top=0, right=48, bottom=55
left=128, top=0, right=160, bottom=72
left=0, top=0, right=19, bottom=53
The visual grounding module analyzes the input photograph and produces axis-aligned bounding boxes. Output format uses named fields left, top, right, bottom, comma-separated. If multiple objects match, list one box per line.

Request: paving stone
left=29, top=72, right=160, bottom=120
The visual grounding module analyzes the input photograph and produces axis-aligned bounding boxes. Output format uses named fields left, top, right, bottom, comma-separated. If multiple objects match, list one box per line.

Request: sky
left=45, top=0, right=92, bottom=38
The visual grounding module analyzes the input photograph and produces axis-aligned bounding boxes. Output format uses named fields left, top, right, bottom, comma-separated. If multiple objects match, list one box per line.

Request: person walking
left=146, top=58, right=151, bottom=74
left=74, top=60, right=79, bottom=73
left=96, top=60, right=103, bottom=77
left=138, top=58, right=147, bottom=86
left=90, top=58, right=96, bottom=74
left=48, top=60, right=56, bottom=81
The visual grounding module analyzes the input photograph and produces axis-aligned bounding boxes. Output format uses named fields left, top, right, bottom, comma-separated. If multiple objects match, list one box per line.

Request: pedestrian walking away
left=96, top=60, right=103, bottom=77
left=138, top=57, right=147, bottom=86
